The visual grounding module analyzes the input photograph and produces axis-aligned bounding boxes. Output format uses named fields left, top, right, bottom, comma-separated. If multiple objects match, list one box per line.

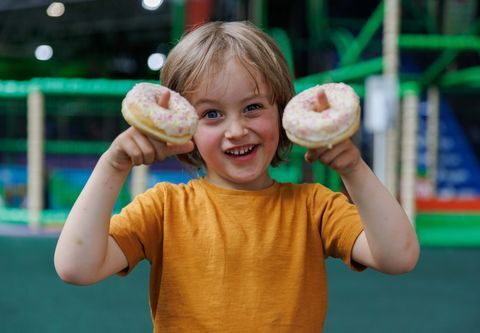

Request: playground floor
left=1, top=232, right=479, bottom=333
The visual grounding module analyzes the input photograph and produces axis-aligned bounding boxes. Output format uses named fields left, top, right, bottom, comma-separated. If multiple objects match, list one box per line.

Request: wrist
left=99, top=151, right=132, bottom=176
left=340, top=158, right=367, bottom=180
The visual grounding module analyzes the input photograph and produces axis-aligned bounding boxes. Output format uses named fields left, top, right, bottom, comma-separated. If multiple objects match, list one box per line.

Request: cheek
left=193, top=125, right=219, bottom=157
left=255, top=113, right=280, bottom=146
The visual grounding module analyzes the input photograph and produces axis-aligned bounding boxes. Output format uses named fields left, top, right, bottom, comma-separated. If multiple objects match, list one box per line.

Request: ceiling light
left=142, top=0, right=164, bottom=11
left=46, top=2, right=65, bottom=17
left=35, top=45, right=53, bottom=61
left=147, top=53, right=166, bottom=71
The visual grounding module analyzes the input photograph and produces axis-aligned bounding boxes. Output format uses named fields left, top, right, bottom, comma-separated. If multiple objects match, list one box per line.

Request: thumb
left=314, top=90, right=330, bottom=112
left=155, top=90, right=171, bottom=109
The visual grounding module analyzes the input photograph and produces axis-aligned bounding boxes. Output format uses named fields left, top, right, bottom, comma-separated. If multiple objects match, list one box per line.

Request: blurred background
left=0, top=0, right=479, bottom=332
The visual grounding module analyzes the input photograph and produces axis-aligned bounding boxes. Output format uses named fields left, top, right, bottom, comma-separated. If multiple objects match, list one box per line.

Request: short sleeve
left=312, top=187, right=365, bottom=271
left=109, top=184, right=164, bottom=275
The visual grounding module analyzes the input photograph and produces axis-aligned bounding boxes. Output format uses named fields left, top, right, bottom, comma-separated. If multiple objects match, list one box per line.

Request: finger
left=155, top=90, right=170, bottom=109
left=121, top=136, right=144, bottom=166
left=165, top=141, right=195, bottom=157
left=130, top=130, right=157, bottom=165
left=314, top=90, right=330, bottom=112
left=146, top=138, right=194, bottom=161
left=318, top=140, right=358, bottom=170
left=304, top=147, right=328, bottom=163
left=146, top=137, right=169, bottom=161
left=329, top=151, right=359, bottom=174
left=318, top=143, right=349, bottom=166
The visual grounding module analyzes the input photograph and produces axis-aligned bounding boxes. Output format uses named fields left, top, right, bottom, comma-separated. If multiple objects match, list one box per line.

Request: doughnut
left=282, top=83, right=360, bottom=149
left=121, top=82, right=198, bottom=144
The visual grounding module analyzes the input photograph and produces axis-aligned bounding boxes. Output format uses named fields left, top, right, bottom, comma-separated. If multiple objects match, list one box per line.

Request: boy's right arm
left=54, top=150, right=131, bottom=285
left=54, top=93, right=194, bottom=285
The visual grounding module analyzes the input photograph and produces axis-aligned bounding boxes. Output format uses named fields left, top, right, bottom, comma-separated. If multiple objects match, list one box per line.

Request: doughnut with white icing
left=282, top=83, right=360, bottom=148
left=121, top=82, right=198, bottom=144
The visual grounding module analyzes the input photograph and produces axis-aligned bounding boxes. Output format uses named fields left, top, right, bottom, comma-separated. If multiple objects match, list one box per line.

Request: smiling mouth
left=225, top=144, right=258, bottom=157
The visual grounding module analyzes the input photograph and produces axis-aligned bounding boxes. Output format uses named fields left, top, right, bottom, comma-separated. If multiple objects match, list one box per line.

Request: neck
left=204, top=174, right=274, bottom=191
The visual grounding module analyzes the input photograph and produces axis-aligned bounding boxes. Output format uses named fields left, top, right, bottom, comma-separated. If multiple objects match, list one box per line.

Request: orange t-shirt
left=110, top=178, right=364, bottom=332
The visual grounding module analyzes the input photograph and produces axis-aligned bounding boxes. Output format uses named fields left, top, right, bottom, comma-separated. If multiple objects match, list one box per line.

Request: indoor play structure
left=1, top=0, right=479, bottom=247
left=1, top=1, right=480, bottom=333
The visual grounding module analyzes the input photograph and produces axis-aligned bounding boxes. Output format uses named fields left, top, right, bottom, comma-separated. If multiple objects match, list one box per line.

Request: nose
left=225, top=118, right=248, bottom=139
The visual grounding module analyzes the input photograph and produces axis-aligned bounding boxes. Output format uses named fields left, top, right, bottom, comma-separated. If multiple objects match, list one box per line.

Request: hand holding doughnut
left=121, top=82, right=198, bottom=144
left=282, top=83, right=360, bottom=149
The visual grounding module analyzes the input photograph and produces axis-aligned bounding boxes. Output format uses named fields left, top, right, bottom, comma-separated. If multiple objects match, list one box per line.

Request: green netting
left=0, top=83, right=131, bottom=221
left=48, top=169, right=131, bottom=211
left=0, top=97, right=27, bottom=140
left=44, top=94, right=127, bottom=143
left=0, top=78, right=346, bottom=226
left=0, top=96, right=28, bottom=211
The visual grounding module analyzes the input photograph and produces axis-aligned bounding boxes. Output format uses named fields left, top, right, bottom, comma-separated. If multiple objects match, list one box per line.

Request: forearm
left=54, top=153, right=129, bottom=283
left=341, top=159, right=420, bottom=273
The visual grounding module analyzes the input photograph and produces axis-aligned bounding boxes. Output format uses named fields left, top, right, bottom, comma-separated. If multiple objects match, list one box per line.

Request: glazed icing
left=123, top=82, right=198, bottom=137
left=282, top=83, right=359, bottom=146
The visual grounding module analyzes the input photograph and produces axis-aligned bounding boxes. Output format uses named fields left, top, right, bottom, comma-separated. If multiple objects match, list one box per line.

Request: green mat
left=324, top=247, right=480, bottom=332
left=0, top=236, right=152, bottom=333
left=1, top=236, right=479, bottom=332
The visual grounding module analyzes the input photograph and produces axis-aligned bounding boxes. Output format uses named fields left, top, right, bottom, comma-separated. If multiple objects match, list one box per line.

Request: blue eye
left=203, top=110, right=221, bottom=119
left=245, top=104, right=262, bottom=112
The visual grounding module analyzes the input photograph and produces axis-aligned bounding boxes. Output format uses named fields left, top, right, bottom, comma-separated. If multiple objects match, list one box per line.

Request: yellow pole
left=27, top=90, right=45, bottom=231
left=383, top=0, right=400, bottom=195
left=131, top=165, right=149, bottom=198
left=400, top=87, right=419, bottom=223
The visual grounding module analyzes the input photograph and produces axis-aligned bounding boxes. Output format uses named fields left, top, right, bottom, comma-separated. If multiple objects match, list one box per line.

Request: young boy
left=55, top=21, right=419, bottom=332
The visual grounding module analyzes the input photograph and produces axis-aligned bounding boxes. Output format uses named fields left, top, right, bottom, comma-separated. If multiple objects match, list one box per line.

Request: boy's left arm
left=306, top=140, right=420, bottom=274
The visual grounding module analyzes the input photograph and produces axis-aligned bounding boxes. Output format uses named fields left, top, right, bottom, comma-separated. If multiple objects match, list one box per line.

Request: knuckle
left=156, top=145, right=169, bottom=160
left=130, top=150, right=142, bottom=163
left=144, top=146, right=155, bottom=159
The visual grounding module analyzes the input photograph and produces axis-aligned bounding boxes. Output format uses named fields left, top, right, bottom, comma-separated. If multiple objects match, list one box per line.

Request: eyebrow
left=193, top=98, right=218, bottom=107
left=193, top=94, right=270, bottom=107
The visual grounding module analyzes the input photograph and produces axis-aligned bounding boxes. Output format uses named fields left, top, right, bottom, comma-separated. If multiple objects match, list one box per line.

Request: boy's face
left=189, top=58, right=279, bottom=190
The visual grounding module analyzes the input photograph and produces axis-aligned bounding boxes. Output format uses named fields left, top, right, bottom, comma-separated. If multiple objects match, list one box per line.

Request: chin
left=228, top=169, right=271, bottom=187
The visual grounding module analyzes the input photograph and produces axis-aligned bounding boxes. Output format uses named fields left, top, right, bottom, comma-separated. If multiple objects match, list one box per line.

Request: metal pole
left=27, top=90, right=45, bottom=231
left=400, top=85, right=419, bottom=224
left=373, top=132, right=387, bottom=182
left=383, top=0, right=400, bottom=196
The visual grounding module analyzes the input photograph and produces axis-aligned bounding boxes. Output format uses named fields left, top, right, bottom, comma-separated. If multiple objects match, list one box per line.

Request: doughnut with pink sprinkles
left=121, top=82, right=198, bottom=144
left=282, top=83, right=360, bottom=149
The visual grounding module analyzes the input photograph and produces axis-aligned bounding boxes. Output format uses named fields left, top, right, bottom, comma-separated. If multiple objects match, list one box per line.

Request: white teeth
left=226, top=145, right=255, bottom=156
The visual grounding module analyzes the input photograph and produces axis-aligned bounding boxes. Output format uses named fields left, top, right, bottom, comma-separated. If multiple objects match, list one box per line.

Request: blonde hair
left=160, top=21, right=294, bottom=170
